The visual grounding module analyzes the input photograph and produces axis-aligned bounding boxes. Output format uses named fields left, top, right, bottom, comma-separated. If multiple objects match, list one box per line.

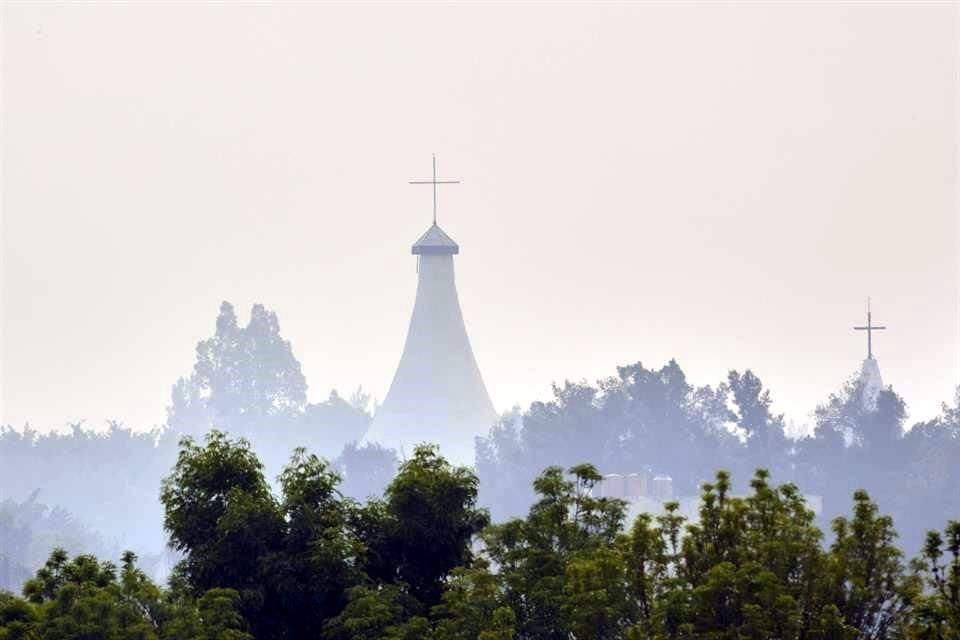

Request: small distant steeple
left=853, top=297, right=887, bottom=360
left=853, top=298, right=887, bottom=410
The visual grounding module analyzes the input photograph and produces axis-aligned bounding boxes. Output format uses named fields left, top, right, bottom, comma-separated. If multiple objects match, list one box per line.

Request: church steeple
left=363, top=156, right=496, bottom=463
left=853, top=298, right=887, bottom=411
left=853, top=297, right=887, bottom=360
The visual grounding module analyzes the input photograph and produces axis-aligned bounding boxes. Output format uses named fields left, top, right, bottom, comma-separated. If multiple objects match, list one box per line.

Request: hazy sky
left=2, top=3, right=958, bottom=436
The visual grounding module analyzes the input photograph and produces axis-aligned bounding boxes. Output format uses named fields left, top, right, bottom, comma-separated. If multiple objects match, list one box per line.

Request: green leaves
left=906, top=521, right=960, bottom=640
left=170, top=302, right=308, bottom=438
left=827, top=490, right=917, bottom=640
left=7, top=433, right=953, bottom=640
left=321, top=585, right=418, bottom=640
left=475, top=468, right=923, bottom=640
left=159, top=431, right=358, bottom=638
left=0, top=591, right=38, bottom=640
left=481, top=464, right=631, bottom=640
left=159, top=430, right=282, bottom=616
left=377, top=444, right=489, bottom=608
left=3, top=549, right=211, bottom=640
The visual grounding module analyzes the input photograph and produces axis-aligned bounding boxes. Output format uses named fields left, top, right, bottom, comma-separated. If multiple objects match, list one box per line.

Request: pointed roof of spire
left=412, top=223, right=459, bottom=255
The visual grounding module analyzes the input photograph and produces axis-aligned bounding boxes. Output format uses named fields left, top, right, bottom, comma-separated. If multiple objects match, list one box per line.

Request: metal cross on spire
left=409, top=154, right=460, bottom=225
left=853, top=297, right=887, bottom=360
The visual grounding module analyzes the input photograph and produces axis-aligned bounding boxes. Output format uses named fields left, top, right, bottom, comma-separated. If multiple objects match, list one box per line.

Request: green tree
left=166, top=302, right=371, bottom=470
left=168, top=302, right=307, bottom=439
left=321, top=585, right=419, bottom=640
left=160, top=586, right=252, bottom=640
left=13, top=549, right=163, bottom=640
left=160, top=431, right=282, bottom=601
left=826, top=490, right=918, bottom=640
left=727, top=371, right=790, bottom=483
left=160, top=431, right=282, bottom=637
left=430, top=561, right=516, bottom=640
left=0, top=548, right=252, bottom=640
left=160, top=431, right=372, bottom=639
left=906, top=521, right=960, bottom=640
left=191, top=589, right=253, bottom=640
left=0, top=591, right=38, bottom=640
left=9, top=431, right=947, bottom=640
left=264, top=448, right=364, bottom=635
left=483, top=463, right=627, bottom=640
left=371, top=444, right=489, bottom=608
left=562, top=545, right=633, bottom=640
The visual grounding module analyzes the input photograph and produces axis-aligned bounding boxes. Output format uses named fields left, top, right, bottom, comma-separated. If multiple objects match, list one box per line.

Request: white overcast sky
left=1, top=2, right=958, bottom=434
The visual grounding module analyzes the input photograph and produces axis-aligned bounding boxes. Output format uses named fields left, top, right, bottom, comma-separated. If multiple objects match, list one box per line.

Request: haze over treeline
left=1, top=302, right=958, bottom=593
left=1, top=425, right=959, bottom=638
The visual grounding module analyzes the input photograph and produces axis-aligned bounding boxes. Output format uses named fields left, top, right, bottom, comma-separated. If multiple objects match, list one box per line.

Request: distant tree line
left=1, top=433, right=958, bottom=640
left=476, top=363, right=960, bottom=554
left=0, top=301, right=957, bottom=590
left=0, top=492, right=117, bottom=594
left=0, top=302, right=378, bottom=586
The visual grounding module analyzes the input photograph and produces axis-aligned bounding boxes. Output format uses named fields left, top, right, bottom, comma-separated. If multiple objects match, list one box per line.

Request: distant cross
left=409, top=153, right=460, bottom=225
left=853, top=298, right=887, bottom=360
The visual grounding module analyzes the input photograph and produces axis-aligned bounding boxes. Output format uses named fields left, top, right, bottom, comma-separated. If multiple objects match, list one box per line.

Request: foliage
left=2, top=299, right=959, bottom=636
left=167, top=302, right=307, bottom=438
left=478, top=466, right=925, bottom=640
left=906, top=521, right=960, bottom=640
left=158, top=434, right=485, bottom=639
left=479, top=360, right=959, bottom=555
left=0, top=302, right=373, bottom=592
left=375, top=444, right=489, bottom=607
left=825, top=490, right=919, bottom=639
left=481, top=463, right=626, bottom=639
left=160, top=430, right=361, bottom=638
left=0, top=493, right=118, bottom=594
left=0, top=548, right=251, bottom=640
left=3, top=300, right=958, bottom=591
left=476, top=362, right=782, bottom=522
left=335, top=441, right=399, bottom=501
left=167, top=302, right=371, bottom=467
left=2, top=433, right=956, bottom=640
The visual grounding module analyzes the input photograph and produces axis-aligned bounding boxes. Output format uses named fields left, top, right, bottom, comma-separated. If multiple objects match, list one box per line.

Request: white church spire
left=363, top=157, right=496, bottom=463
left=854, top=298, right=887, bottom=411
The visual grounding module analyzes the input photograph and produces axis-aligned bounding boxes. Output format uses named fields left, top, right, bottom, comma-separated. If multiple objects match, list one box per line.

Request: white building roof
left=412, top=223, right=459, bottom=255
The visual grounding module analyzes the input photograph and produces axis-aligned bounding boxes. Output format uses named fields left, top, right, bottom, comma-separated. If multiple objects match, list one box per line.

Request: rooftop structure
left=853, top=298, right=888, bottom=410
left=362, top=156, right=496, bottom=463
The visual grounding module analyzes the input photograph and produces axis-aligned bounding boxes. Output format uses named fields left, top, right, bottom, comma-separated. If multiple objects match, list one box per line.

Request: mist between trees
left=1, top=302, right=958, bottom=611
left=1, top=435, right=959, bottom=640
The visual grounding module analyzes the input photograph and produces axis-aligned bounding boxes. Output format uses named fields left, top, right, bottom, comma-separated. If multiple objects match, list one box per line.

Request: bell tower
left=363, top=156, right=496, bottom=463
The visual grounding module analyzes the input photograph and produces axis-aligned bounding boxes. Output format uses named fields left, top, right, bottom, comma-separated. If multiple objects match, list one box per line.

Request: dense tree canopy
left=0, top=302, right=373, bottom=584
left=2, top=301, right=958, bottom=638
left=477, top=361, right=960, bottom=554
left=157, top=432, right=486, bottom=639
left=5, top=433, right=957, bottom=640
